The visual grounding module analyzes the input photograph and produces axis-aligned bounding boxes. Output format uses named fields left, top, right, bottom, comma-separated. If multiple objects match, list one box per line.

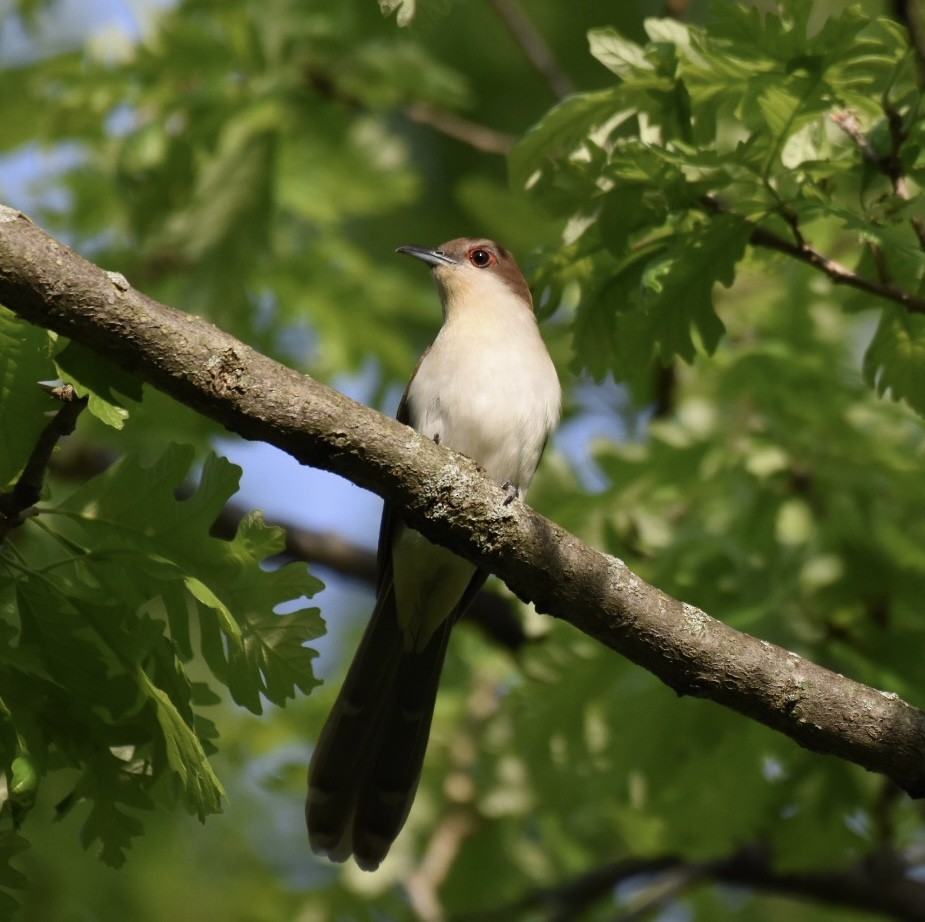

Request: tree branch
left=3, top=205, right=925, bottom=797
left=703, top=195, right=925, bottom=314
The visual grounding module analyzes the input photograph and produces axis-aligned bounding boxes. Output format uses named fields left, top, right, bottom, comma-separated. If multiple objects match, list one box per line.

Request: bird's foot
left=501, top=481, right=519, bottom=506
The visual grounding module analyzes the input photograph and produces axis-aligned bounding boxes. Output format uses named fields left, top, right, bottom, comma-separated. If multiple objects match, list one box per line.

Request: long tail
left=306, top=583, right=454, bottom=871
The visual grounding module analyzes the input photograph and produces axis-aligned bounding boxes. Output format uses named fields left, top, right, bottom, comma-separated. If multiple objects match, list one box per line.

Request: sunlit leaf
left=0, top=307, right=56, bottom=488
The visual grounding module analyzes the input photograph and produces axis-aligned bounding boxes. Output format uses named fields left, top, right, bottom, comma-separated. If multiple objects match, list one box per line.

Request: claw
left=501, top=481, right=519, bottom=506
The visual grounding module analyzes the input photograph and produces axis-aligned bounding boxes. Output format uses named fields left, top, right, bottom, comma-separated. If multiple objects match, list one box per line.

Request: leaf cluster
left=0, top=307, right=322, bottom=902
left=516, top=2, right=925, bottom=408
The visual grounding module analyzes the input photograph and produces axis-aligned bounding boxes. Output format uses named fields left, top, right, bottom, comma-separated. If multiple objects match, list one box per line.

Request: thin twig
left=406, top=674, right=489, bottom=922
left=749, top=222, right=925, bottom=310
left=404, top=101, right=516, bottom=156
left=884, top=99, right=910, bottom=199
left=780, top=204, right=806, bottom=248
left=832, top=104, right=925, bottom=258
left=893, top=0, right=925, bottom=89
left=407, top=812, right=479, bottom=922
left=832, top=110, right=881, bottom=166
left=304, top=68, right=514, bottom=157
left=0, top=384, right=87, bottom=543
left=706, top=845, right=925, bottom=921
left=486, top=0, right=574, bottom=99
left=832, top=105, right=908, bottom=199
left=910, top=214, right=925, bottom=253
left=702, top=195, right=925, bottom=314
left=883, top=97, right=925, bottom=251
left=617, top=865, right=706, bottom=922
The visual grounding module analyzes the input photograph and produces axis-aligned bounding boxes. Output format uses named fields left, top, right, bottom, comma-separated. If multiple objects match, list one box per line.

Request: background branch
left=486, top=0, right=574, bottom=99
left=474, top=846, right=925, bottom=921
left=303, top=68, right=514, bottom=157
left=403, top=101, right=515, bottom=156
left=3, top=205, right=925, bottom=798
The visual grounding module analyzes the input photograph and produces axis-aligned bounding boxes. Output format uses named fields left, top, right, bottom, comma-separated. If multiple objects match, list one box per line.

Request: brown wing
left=374, top=357, right=417, bottom=594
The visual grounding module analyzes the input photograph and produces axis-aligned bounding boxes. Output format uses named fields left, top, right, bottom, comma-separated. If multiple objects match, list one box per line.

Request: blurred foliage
left=3, top=0, right=925, bottom=919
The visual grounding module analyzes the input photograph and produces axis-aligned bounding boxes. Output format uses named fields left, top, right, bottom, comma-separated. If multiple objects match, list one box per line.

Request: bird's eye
left=468, top=247, right=494, bottom=268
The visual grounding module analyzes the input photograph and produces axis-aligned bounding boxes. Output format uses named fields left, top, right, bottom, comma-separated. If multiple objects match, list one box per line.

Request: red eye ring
left=468, top=247, right=495, bottom=268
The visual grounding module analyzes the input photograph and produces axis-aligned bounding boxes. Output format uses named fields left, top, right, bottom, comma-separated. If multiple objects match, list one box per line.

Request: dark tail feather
left=352, top=618, right=454, bottom=868
left=306, top=584, right=453, bottom=871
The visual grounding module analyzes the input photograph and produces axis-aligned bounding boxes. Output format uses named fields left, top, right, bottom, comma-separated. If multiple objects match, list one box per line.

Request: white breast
left=406, top=279, right=560, bottom=497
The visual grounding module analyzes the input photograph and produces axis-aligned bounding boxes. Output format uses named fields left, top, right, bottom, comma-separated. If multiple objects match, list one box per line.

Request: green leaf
left=570, top=238, right=665, bottom=382
left=139, top=671, right=225, bottom=819
left=53, top=340, right=142, bottom=430
left=16, top=582, right=115, bottom=704
left=9, top=755, right=38, bottom=805
left=0, top=306, right=56, bottom=488
left=749, top=72, right=831, bottom=172
left=379, top=0, right=416, bottom=27
left=74, top=754, right=152, bottom=868
left=640, top=215, right=746, bottom=363
left=598, top=184, right=655, bottom=255
left=183, top=576, right=243, bottom=646
left=510, top=88, right=625, bottom=191
left=52, top=447, right=323, bottom=711
left=755, top=78, right=815, bottom=140
left=863, top=306, right=925, bottom=416
left=588, top=27, right=651, bottom=79
left=0, top=440, right=323, bottom=877
left=643, top=17, right=691, bottom=50
left=572, top=214, right=747, bottom=380
left=233, top=607, right=324, bottom=711
left=152, top=102, right=278, bottom=262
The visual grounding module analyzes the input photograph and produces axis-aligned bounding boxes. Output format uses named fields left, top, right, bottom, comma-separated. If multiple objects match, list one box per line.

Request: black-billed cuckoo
left=306, top=238, right=561, bottom=871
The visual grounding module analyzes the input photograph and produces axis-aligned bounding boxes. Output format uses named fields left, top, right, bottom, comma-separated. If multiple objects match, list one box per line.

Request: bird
left=306, top=237, right=561, bottom=871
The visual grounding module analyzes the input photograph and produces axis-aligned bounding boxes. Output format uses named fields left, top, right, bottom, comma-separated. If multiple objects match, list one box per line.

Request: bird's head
left=396, top=238, right=534, bottom=315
